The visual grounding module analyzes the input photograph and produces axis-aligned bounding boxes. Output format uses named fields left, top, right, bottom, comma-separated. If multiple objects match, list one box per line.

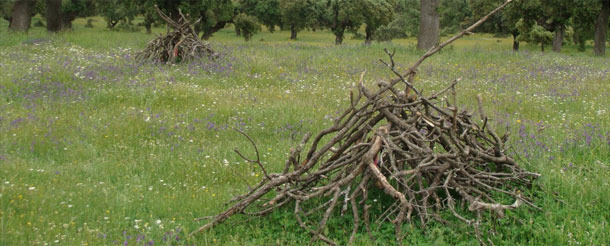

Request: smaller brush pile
left=136, top=6, right=216, bottom=64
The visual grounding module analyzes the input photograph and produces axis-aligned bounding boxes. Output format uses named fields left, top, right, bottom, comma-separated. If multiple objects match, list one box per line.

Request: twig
left=234, top=129, right=271, bottom=180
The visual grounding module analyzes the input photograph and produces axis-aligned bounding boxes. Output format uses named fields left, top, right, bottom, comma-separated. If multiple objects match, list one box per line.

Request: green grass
left=0, top=17, right=609, bottom=245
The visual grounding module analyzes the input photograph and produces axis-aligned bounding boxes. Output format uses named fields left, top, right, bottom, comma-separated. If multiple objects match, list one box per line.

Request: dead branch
left=136, top=5, right=216, bottom=64
left=189, top=0, right=539, bottom=244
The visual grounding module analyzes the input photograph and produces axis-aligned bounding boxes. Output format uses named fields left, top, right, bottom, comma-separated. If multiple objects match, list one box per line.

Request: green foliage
left=564, top=25, right=575, bottom=44
left=240, top=0, right=282, bottom=32
left=234, top=13, right=261, bottom=41
left=30, top=0, right=96, bottom=28
left=280, top=0, right=323, bottom=33
left=1, top=0, right=602, bottom=50
left=571, top=0, right=602, bottom=51
left=516, top=19, right=553, bottom=51
left=375, top=20, right=408, bottom=42
left=391, top=0, right=420, bottom=37
left=439, top=0, right=471, bottom=35
left=321, top=0, right=364, bottom=43
left=61, top=0, right=96, bottom=19
left=467, top=0, right=507, bottom=34
left=98, top=0, right=139, bottom=29
left=540, top=0, right=573, bottom=27
left=152, top=0, right=236, bottom=39
left=359, top=0, right=394, bottom=43
left=192, top=0, right=236, bottom=39
left=33, top=0, right=46, bottom=17
left=133, top=0, right=160, bottom=32
left=114, top=20, right=142, bottom=32
left=0, top=0, right=15, bottom=21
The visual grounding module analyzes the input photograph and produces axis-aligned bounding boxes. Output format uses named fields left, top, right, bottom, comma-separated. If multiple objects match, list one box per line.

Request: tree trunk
left=552, top=24, right=565, bottom=52
left=417, top=0, right=440, bottom=50
left=144, top=15, right=153, bottom=34
left=594, top=0, right=609, bottom=56
left=235, top=25, right=241, bottom=36
left=201, top=21, right=228, bottom=40
left=145, top=22, right=152, bottom=34
left=576, top=34, right=586, bottom=52
left=512, top=32, right=520, bottom=51
left=46, top=0, right=63, bottom=32
left=541, top=43, right=545, bottom=52
left=62, top=18, right=73, bottom=30
left=334, top=28, right=344, bottom=45
left=290, top=25, right=297, bottom=40
left=365, top=26, right=373, bottom=45
left=9, top=0, right=35, bottom=32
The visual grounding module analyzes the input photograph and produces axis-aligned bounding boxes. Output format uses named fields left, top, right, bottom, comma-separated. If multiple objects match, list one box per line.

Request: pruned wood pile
left=136, top=6, right=216, bottom=64
left=190, top=1, right=538, bottom=245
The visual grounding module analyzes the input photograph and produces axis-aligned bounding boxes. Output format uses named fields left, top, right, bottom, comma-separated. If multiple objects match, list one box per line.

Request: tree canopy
left=3, top=0, right=609, bottom=55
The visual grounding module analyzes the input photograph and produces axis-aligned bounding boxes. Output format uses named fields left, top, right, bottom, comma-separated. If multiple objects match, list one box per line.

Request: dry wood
left=136, top=6, right=216, bottom=63
left=189, top=1, right=538, bottom=245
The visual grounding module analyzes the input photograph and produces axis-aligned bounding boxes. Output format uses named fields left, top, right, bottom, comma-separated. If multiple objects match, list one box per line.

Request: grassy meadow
left=0, top=17, right=609, bottom=245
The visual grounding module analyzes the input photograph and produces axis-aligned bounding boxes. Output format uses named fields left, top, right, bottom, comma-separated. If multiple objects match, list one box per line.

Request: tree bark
left=365, top=26, right=373, bottom=45
left=576, top=34, right=586, bottom=52
left=512, top=32, right=519, bottom=51
left=417, top=0, right=440, bottom=50
left=9, top=0, right=35, bottom=32
left=145, top=22, right=152, bottom=34
left=235, top=24, right=241, bottom=36
left=144, top=15, right=154, bottom=34
left=46, top=0, right=63, bottom=32
left=552, top=24, right=565, bottom=52
left=334, top=28, right=344, bottom=45
left=594, top=0, right=609, bottom=56
left=201, top=21, right=228, bottom=40
left=290, top=25, right=297, bottom=40
left=62, top=18, right=73, bottom=30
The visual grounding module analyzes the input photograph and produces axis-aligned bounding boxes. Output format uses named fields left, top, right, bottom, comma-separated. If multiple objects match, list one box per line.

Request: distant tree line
left=2, top=0, right=609, bottom=55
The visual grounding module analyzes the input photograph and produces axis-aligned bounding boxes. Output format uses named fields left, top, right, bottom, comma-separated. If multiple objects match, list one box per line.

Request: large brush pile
left=136, top=6, right=216, bottom=64
left=190, top=1, right=538, bottom=245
